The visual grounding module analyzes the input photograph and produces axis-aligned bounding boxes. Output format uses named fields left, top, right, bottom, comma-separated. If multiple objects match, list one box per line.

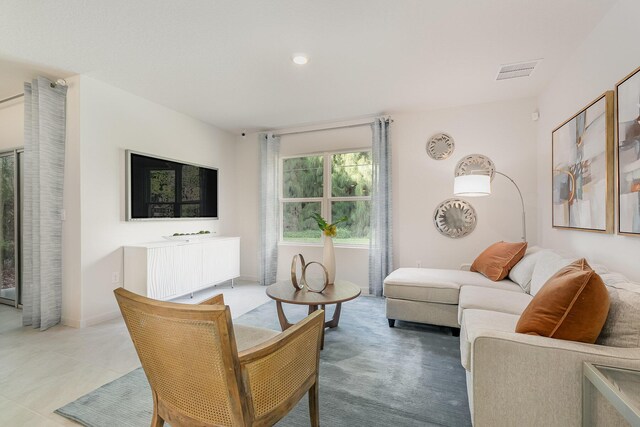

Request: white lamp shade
left=454, top=175, right=491, bottom=197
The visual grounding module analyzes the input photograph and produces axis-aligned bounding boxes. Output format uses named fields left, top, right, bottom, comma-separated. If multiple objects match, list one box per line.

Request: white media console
left=123, top=236, right=240, bottom=300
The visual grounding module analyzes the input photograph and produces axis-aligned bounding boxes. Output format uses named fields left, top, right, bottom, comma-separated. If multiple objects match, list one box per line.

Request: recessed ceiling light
left=292, top=55, right=308, bottom=65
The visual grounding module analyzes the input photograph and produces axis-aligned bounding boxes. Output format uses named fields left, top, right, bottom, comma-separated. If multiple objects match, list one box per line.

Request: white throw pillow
left=525, top=245, right=543, bottom=255
left=529, top=252, right=575, bottom=296
left=508, top=249, right=552, bottom=293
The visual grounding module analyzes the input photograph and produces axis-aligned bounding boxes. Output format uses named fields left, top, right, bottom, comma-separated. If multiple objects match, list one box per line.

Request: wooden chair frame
left=114, top=288, right=324, bottom=427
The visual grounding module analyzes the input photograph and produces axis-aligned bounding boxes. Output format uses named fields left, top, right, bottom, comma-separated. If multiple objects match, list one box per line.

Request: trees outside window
left=281, top=150, right=371, bottom=245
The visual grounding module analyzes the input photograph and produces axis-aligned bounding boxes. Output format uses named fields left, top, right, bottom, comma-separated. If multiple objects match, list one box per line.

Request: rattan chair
left=114, top=288, right=324, bottom=427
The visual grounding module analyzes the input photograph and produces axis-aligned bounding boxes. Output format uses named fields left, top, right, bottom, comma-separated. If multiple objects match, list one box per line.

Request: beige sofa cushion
left=460, top=309, right=519, bottom=371
left=234, top=324, right=279, bottom=352
left=457, top=286, right=533, bottom=324
left=384, top=268, right=523, bottom=304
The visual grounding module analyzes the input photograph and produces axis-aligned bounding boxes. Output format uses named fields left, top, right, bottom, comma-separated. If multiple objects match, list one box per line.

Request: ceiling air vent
left=496, top=60, right=540, bottom=81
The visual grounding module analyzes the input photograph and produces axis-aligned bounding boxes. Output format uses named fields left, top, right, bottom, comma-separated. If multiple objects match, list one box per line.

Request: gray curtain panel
left=22, top=77, right=67, bottom=331
left=259, top=133, right=280, bottom=286
left=369, top=118, right=393, bottom=296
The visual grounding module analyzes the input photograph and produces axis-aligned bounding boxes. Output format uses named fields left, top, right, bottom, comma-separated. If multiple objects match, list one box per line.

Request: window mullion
left=324, top=153, right=331, bottom=222
left=329, top=196, right=371, bottom=202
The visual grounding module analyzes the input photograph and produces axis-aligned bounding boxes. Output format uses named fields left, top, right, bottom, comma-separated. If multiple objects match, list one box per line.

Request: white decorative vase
left=323, top=235, right=336, bottom=285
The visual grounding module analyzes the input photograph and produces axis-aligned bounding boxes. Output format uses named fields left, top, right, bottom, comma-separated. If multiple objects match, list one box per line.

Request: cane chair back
left=115, top=288, right=324, bottom=427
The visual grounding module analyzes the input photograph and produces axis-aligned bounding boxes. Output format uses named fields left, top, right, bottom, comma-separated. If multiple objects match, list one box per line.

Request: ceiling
left=0, top=0, right=617, bottom=132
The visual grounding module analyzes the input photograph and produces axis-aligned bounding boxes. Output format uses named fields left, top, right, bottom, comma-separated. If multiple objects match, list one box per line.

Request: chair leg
left=151, top=414, right=164, bottom=427
left=309, top=380, right=319, bottom=427
left=151, top=393, right=165, bottom=427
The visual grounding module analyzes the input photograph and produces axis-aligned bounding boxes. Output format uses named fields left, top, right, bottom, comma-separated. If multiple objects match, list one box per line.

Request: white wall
left=536, top=0, right=640, bottom=281
left=68, top=75, right=237, bottom=327
left=62, top=75, right=82, bottom=325
left=392, top=98, right=538, bottom=270
left=236, top=97, right=539, bottom=289
left=0, top=98, right=23, bottom=150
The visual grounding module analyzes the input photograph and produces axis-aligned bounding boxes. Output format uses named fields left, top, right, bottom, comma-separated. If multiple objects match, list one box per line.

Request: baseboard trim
left=61, top=317, right=82, bottom=328
left=78, top=310, right=121, bottom=328
left=238, top=275, right=259, bottom=283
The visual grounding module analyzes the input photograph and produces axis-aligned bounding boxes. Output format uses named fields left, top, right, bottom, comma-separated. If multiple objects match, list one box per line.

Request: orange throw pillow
left=471, top=241, right=528, bottom=281
left=515, top=259, right=610, bottom=343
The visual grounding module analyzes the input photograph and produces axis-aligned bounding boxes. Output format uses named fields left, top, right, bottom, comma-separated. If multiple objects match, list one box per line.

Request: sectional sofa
left=383, top=247, right=640, bottom=426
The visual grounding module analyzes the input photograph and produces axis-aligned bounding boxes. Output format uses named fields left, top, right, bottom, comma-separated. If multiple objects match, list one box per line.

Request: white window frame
left=279, top=148, right=372, bottom=247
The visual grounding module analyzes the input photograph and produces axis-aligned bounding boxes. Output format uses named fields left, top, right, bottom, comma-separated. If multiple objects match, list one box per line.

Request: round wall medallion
left=426, top=133, right=455, bottom=160
left=455, top=154, right=496, bottom=181
left=433, top=198, right=477, bottom=239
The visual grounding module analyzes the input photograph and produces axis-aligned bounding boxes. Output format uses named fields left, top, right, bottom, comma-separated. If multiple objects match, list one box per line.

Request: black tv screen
left=127, top=151, right=218, bottom=220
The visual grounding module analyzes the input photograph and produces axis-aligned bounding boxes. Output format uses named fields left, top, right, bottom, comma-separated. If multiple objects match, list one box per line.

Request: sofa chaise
left=383, top=247, right=640, bottom=426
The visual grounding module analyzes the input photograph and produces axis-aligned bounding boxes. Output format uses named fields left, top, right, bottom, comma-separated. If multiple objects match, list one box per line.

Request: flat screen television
left=126, top=150, right=218, bottom=220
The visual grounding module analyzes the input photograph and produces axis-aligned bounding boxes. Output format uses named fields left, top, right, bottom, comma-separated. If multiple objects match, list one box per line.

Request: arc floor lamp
left=454, top=169, right=527, bottom=242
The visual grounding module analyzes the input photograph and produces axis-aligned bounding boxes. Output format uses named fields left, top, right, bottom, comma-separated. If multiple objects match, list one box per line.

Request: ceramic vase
left=323, top=235, right=336, bottom=284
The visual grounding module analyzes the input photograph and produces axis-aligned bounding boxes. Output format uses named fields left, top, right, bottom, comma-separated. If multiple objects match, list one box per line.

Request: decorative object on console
left=426, top=133, right=455, bottom=160
left=301, top=261, right=329, bottom=293
left=516, top=259, right=610, bottom=344
left=470, top=241, right=527, bottom=281
left=433, top=198, right=477, bottom=238
left=163, top=230, right=212, bottom=241
left=453, top=155, right=527, bottom=241
left=551, top=91, right=614, bottom=233
left=616, top=66, right=640, bottom=236
left=311, top=213, right=347, bottom=284
left=455, top=154, right=495, bottom=181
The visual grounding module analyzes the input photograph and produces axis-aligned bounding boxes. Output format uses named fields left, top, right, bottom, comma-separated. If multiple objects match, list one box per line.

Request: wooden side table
left=266, top=279, right=361, bottom=349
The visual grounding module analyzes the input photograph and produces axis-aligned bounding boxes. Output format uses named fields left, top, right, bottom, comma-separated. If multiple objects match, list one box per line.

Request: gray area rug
left=56, top=296, right=471, bottom=426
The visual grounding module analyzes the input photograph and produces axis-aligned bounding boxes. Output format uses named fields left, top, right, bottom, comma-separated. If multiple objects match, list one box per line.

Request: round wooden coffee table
left=266, top=279, right=361, bottom=349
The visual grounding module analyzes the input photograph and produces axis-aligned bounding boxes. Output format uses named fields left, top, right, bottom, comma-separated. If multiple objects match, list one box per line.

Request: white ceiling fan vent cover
left=496, top=60, right=540, bottom=80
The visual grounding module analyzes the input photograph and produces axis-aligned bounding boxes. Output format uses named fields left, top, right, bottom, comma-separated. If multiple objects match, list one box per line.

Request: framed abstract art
left=551, top=91, right=614, bottom=233
left=616, top=66, right=640, bottom=236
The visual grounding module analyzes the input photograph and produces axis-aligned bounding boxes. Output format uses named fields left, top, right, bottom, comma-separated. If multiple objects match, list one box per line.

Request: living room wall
left=536, top=0, right=640, bottom=281
left=392, top=98, right=538, bottom=270
left=236, top=96, right=539, bottom=288
left=0, top=98, right=23, bottom=150
left=64, top=75, right=237, bottom=327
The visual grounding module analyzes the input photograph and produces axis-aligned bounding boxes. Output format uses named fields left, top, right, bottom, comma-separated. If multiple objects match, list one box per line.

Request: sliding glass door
left=0, top=150, right=22, bottom=307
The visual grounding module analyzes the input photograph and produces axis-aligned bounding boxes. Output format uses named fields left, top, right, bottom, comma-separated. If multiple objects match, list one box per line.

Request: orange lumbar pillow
left=515, top=259, right=610, bottom=344
left=471, top=241, right=528, bottom=281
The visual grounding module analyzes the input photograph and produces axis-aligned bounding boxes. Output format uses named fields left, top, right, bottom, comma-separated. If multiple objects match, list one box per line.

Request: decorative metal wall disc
left=433, top=198, right=477, bottom=238
left=290, top=254, right=306, bottom=290
left=302, top=262, right=329, bottom=293
left=455, top=154, right=495, bottom=181
left=426, top=133, right=455, bottom=160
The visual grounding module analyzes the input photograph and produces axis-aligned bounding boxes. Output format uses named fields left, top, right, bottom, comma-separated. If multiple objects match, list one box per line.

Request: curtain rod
left=270, top=117, right=392, bottom=138
left=0, top=93, right=24, bottom=106
left=0, top=79, right=68, bottom=107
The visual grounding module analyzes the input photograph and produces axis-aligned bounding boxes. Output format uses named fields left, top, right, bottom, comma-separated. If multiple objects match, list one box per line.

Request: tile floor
left=0, top=280, right=270, bottom=426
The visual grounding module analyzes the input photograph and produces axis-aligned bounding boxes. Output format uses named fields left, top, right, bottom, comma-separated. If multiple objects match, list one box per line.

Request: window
left=281, top=150, right=372, bottom=245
